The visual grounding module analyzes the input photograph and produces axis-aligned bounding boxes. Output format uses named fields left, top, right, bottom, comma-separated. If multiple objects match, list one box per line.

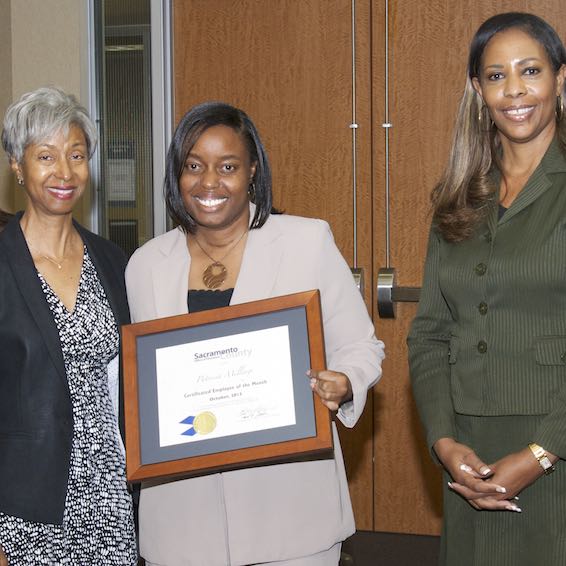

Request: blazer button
left=475, top=263, right=487, bottom=276
left=477, top=340, right=487, bottom=353
left=478, top=302, right=488, bottom=315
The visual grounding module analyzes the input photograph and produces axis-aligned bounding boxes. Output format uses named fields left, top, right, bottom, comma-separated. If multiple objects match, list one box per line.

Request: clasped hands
left=433, top=437, right=555, bottom=512
left=308, top=369, right=352, bottom=411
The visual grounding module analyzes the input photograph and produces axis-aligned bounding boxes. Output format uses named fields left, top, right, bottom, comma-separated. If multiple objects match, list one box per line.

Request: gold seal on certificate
left=194, top=411, right=217, bottom=435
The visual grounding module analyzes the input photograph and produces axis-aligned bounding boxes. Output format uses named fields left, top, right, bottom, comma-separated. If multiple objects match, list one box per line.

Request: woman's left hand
left=308, top=369, right=352, bottom=411
left=449, top=446, right=557, bottom=505
left=488, top=447, right=555, bottom=498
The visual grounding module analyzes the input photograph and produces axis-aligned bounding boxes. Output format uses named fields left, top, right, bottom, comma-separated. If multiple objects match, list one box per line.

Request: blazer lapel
left=499, top=139, right=566, bottom=225
left=499, top=167, right=552, bottom=225
left=0, top=213, right=67, bottom=380
left=152, top=227, right=191, bottom=317
left=231, top=214, right=284, bottom=305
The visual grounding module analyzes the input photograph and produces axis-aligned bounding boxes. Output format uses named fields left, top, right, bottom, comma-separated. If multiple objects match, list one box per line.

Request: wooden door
left=172, top=0, right=566, bottom=537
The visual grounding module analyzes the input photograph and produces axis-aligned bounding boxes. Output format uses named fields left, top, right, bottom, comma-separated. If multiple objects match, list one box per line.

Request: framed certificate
left=122, top=290, right=333, bottom=482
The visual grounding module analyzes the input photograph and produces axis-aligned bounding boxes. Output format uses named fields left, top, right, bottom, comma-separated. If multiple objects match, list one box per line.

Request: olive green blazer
left=408, top=139, right=566, bottom=458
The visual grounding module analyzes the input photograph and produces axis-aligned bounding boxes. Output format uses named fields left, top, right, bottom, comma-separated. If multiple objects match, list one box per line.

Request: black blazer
left=0, top=212, right=130, bottom=524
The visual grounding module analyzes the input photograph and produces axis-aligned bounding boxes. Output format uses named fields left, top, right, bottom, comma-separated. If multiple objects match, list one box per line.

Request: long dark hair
left=432, top=12, right=566, bottom=242
left=165, top=101, right=273, bottom=234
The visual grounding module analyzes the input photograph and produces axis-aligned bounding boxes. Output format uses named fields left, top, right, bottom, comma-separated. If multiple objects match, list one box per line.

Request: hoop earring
left=557, top=95, right=564, bottom=120
left=248, top=182, right=256, bottom=202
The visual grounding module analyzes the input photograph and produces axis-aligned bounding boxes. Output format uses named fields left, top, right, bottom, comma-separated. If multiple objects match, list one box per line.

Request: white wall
left=0, top=0, right=13, bottom=212
left=0, top=0, right=89, bottom=220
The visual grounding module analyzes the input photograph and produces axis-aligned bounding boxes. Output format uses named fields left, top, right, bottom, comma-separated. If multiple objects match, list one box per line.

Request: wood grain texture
left=173, top=0, right=355, bottom=246
left=372, top=0, right=566, bottom=535
left=173, top=0, right=376, bottom=530
left=335, top=0, right=376, bottom=531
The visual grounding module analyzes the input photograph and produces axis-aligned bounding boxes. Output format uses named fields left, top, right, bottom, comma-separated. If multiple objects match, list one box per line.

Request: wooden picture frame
left=122, top=290, right=333, bottom=482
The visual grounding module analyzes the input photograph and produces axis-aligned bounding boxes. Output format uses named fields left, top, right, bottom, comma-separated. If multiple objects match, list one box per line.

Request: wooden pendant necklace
left=193, top=230, right=248, bottom=289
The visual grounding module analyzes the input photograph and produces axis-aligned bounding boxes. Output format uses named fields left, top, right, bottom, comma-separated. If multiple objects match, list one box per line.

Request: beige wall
left=0, top=0, right=89, bottom=220
left=0, top=0, right=13, bottom=212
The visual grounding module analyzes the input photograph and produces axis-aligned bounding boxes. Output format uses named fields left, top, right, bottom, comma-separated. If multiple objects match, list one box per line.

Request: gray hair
left=1, top=86, right=98, bottom=163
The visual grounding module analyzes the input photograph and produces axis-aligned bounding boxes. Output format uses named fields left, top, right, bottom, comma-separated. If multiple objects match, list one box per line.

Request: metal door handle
left=377, top=267, right=420, bottom=318
left=351, top=267, right=364, bottom=295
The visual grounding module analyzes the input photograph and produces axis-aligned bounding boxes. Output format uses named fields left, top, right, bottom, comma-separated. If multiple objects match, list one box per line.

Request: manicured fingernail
left=496, top=487, right=507, bottom=494
left=481, top=467, right=492, bottom=476
left=459, top=464, right=473, bottom=473
left=447, top=482, right=454, bottom=489
left=513, top=496, right=520, bottom=501
left=509, top=506, right=522, bottom=513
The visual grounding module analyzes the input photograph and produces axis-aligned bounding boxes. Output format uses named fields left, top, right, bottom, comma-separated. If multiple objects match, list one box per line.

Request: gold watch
left=528, top=443, right=555, bottom=475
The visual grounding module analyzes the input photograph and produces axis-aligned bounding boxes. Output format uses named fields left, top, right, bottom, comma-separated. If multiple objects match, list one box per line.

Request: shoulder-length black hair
left=165, top=101, right=273, bottom=233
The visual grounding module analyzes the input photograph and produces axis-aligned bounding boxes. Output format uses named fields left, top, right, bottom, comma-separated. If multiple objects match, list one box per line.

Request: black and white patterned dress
left=0, top=250, right=137, bottom=565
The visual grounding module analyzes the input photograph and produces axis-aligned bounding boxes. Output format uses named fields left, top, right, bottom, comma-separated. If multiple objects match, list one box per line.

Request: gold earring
left=557, top=95, right=564, bottom=120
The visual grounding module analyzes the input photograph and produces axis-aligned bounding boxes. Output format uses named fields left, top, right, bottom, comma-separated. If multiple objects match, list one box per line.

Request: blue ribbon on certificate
left=180, top=415, right=198, bottom=436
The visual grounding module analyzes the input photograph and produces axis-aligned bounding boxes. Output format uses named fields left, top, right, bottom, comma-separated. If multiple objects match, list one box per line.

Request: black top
left=498, top=204, right=508, bottom=220
left=188, top=288, right=234, bottom=313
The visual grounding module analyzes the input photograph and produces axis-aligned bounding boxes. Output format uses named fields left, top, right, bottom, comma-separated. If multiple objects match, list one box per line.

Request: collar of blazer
left=488, top=137, right=566, bottom=232
left=0, top=212, right=128, bottom=384
left=0, top=212, right=68, bottom=381
left=151, top=203, right=285, bottom=317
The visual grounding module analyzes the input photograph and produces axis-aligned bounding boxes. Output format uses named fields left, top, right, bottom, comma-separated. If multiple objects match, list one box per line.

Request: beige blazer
left=126, top=210, right=384, bottom=566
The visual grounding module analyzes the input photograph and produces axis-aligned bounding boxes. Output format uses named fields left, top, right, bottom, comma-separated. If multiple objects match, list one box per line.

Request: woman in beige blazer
left=125, top=101, right=384, bottom=566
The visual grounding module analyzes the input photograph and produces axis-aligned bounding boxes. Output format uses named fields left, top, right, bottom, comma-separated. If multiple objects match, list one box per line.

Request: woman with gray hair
left=0, top=87, right=137, bottom=565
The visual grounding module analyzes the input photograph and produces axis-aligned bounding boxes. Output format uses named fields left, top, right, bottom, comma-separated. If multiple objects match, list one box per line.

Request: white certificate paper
left=155, top=325, right=296, bottom=448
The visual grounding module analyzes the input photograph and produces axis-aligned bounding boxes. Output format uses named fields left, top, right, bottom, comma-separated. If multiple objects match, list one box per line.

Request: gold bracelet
left=528, top=443, right=555, bottom=475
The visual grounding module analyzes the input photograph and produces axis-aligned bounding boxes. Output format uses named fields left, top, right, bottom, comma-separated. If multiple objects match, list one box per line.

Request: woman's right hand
left=0, top=544, right=9, bottom=566
left=433, top=437, right=519, bottom=511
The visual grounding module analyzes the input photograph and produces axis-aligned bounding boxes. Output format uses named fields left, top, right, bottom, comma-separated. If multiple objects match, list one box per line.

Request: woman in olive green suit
left=408, top=12, right=566, bottom=566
